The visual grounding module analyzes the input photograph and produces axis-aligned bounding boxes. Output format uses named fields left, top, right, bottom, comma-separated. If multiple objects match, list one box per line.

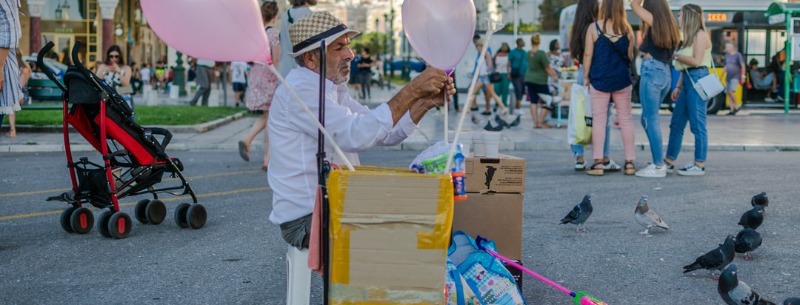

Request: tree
left=538, top=0, right=577, bottom=31
left=351, top=32, right=388, bottom=56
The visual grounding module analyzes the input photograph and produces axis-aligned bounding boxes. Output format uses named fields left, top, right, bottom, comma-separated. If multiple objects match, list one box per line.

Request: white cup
left=483, top=131, right=501, bottom=158
left=472, top=131, right=486, bottom=157
left=460, top=131, right=472, bottom=157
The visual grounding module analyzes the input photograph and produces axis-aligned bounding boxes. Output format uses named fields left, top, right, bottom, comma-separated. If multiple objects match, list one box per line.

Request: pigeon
left=784, top=297, right=800, bottom=305
left=634, top=195, right=669, bottom=235
left=508, top=115, right=521, bottom=127
left=483, top=120, right=503, bottom=132
left=739, top=206, right=765, bottom=230
left=683, top=235, right=736, bottom=279
left=751, top=192, right=769, bottom=209
left=494, top=115, right=509, bottom=128
left=734, top=228, right=763, bottom=261
left=560, top=195, right=593, bottom=233
left=718, top=263, right=776, bottom=305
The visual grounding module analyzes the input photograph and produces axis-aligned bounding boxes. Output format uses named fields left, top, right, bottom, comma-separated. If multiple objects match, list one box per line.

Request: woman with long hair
left=583, top=0, right=636, bottom=176
left=631, top=0, right=680, bottom=178
left=525, top=34, right=558, bottom=128
left=493, top=42, right=512, bottom=108
left=665, top=4, right=713, bottom=176
left=96, top=45, right=134, bottom=114
left=468, top=39, right=507, bottom=116
left=238, top=1, right=281, bottom=171
left=566, top=0, right=621, bottom=172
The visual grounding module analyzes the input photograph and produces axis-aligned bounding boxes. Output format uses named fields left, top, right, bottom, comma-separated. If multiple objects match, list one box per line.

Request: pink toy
left=476, top=236, right=609, bottom=305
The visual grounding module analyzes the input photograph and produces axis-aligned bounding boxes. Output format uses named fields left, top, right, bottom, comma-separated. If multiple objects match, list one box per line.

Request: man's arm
left=386, top=68, right=448, bottom=124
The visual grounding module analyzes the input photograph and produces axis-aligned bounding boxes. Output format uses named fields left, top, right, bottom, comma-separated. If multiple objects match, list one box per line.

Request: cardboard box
left=452, top=192, right=523, bottom=260
left=326, top=167, right=454, bottom=304
left=465, top=154, right=527, bottom=193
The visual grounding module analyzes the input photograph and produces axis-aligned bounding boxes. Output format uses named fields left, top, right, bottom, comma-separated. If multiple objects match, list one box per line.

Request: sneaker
left=664, top=161, right=675, bottom=174
left=574, top=161, right=586, bottom=171
left=603, top=160, right=622, bottom=172
left=677, top=163, right=705, bottom=176
left=765, top=97, right=775, bottom=103
left=635, top=163, right=667, bottom=178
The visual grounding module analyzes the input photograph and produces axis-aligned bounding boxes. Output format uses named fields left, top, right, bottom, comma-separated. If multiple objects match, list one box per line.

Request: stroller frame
left=42, top=41, right=206, bottom=239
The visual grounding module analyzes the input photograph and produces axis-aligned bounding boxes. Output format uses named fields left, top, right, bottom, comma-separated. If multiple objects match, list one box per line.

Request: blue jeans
left=571, top=65, right=611, bottom=159
left=666, top=68, right=709, bottom=163
left=639, top=58, right=671, bottom=165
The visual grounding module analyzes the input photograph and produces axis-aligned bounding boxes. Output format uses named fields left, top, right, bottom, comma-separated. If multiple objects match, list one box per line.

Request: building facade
left=19, top=0, right=167, bottom=69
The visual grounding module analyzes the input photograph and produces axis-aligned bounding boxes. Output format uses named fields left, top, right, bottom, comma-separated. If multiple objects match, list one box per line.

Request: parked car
left=385, top=58, right=426, bottom=74
left=24, top=56, right=69, bottom=101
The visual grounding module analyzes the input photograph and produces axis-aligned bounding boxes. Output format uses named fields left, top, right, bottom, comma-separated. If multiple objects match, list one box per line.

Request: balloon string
left=266, top=65, right=355, bottom=172
left=446, top=20, right=498, bottom=173
left=443, top=70, right=448, bottom=144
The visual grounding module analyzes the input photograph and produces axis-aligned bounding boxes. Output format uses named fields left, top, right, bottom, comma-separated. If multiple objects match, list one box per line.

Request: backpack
left=449, top=231, right=526, bottom=305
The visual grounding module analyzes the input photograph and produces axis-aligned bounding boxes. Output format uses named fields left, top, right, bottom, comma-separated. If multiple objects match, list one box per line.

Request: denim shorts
left=477, top=75, right=491, bottom=84
left=726, top=79, right=739, bottom=93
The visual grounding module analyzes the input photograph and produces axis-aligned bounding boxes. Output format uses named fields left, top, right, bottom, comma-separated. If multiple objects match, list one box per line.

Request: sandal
left=624, top=161, right=636, bottom=175
left=586, top=162, right=604, bottom=176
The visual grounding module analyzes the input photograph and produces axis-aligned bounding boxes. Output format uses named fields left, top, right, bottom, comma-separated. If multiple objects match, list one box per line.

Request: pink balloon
left=140, top=0, right=272, bottom=65
left=402, top=0, right=476, bottom=71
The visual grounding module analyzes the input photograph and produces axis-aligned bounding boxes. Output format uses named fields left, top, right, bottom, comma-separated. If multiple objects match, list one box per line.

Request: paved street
left=1, top=150, right=798, bottom=304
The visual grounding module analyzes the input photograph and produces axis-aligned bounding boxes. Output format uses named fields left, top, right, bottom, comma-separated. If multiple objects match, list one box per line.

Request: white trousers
left=286, top=246, right=311, bottom=305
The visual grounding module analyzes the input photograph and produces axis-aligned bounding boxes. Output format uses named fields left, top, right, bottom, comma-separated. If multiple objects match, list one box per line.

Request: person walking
left=230, top=61, right=248, bottom=107
left=468, top=39, right=507, bottom=116
left=508, top=38, right=528, bottom=113
left=5, top=49, right=30, bottom=137
left=567, top=0, right=621, bottom=172
left=0, top=0, right=21, bottom=136
left=630, top=0, right=680, bottom=178
left=526, top=34, right=558, bottom=128
left=493, top=42, right=512, bottom=109
left=723, top=41, right=745, bottom=115
left=268, top=11, right=453, bottom=305
left=278, top=0, right=316, bottom=78
left=665, top=4, right=713, bottom=176
left=358, top=47, right=374, bottom=100
left=188, top=59, right=215, bottom=106
left=583, top=0, right=636, bottom=176
left=96, top=45, right=135, bottom=112
left=547, top=39, right=566, bottom=102
left=239, top=1, right=280, bottom=171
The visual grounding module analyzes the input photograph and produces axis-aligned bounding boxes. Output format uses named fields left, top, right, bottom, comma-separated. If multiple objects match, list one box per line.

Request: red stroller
left=42, top=41, right=206, bottom=239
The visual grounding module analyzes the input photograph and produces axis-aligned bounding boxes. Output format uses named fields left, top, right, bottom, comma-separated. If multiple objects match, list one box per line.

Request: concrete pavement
left=2, top=85, right=799, bottom=153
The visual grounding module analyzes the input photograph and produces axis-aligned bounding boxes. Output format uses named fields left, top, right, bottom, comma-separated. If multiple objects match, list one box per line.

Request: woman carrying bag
left=630, top=0, right=680, bottom=178
left=583, top=0, right=637, bottom=176
left=664, top=4, right=713, bottom=176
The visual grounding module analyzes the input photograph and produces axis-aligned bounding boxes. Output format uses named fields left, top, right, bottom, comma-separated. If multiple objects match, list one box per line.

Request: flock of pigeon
left=559, top=193, right=799, bottom=304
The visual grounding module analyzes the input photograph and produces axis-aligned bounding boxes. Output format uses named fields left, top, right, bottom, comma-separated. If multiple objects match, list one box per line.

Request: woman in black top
left=630, top=0, right=680, bottom=178
left=358, top=48, right=375, bottom=99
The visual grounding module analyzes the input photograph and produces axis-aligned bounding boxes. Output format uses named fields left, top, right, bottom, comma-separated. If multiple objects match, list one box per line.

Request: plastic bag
left=568, top=83, right=592, bottom=145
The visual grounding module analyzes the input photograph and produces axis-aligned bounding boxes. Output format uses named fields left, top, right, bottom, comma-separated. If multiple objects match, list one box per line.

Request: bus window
left=770, top=31, right=787, bottom=56
left=747, top=30, right=767, bottom=67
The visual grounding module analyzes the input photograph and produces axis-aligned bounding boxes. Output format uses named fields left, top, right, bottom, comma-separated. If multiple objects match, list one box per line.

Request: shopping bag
left=568, top=83, right=592, bottom=145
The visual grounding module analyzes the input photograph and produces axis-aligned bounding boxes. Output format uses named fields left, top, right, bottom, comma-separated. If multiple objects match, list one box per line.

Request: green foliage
left=538, top=0, right=578, bottom=31
left=501, top=21, right=542, bottom=33
left=11, top=104, right=245, bottom=126
left=351, top=32, right=389, bottom=55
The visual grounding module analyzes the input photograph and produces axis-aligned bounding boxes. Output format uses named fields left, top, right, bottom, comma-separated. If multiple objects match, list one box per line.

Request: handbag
left=686, top=60, right=724, bottom=101
left=489, top=72, right=502, bottom=83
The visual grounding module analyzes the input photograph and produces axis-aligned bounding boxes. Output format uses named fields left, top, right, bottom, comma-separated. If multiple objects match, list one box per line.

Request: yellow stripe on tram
left=0, top=186, right=270, bottom=221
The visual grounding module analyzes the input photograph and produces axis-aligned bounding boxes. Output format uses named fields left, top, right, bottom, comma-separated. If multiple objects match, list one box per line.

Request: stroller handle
left=37, top=42, right=68, bottom=93
left=70, top=41, right=108, bottom=97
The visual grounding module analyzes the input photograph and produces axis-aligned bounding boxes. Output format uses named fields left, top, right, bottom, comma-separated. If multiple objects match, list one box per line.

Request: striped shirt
left=1, top=0, right=22, bottom=113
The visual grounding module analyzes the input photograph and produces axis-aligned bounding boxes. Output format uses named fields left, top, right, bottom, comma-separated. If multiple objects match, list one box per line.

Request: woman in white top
left=664, top=4, right=712, bottom=176
left=493, top=42, right=512, bottom=109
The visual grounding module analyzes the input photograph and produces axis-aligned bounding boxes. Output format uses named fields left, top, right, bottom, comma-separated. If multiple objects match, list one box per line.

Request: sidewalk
left=2, top=85, right=800, bottom=153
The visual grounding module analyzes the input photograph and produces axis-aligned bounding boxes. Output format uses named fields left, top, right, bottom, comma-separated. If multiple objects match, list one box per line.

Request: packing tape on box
left=327, top=166, right=454, bottom=304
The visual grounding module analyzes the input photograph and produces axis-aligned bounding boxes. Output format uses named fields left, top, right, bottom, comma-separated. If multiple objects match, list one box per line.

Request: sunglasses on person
left=109, top=54, right=120, bottom=58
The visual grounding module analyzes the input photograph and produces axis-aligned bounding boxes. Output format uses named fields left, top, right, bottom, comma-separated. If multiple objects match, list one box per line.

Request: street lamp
left=383, top=13, right=389, bottom=78
left=389, top=7, right=395, bottom=77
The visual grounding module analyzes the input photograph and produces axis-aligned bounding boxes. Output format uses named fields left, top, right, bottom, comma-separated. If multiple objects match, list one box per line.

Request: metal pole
left=786, top=13, right=791, bottom=114
left=317, top=40, right=329, bottom=305
left=513, top=0, right=518, bottom=42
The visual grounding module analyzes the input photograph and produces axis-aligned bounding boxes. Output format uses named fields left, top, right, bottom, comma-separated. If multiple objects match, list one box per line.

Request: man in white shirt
left=139, top=63, right=151, bottom=86
left=188, top=59, right=215, bottom=106
left=278, top=0, right=315, bottom=78
left=268, top=11, right=454, bottom=305
left=229, top=61, right=248, bottom=106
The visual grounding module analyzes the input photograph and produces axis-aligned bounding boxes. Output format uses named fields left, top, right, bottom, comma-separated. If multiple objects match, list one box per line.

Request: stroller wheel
left=60, top=207, right=77, bottom=233
left=186, top=204, right=207, bottom=229
left=98, top=210, right=113, bottom=238
left=108, top=212, right=133, bottom=239
left=135, top=199, right=151, bottom=224
left=146, top=200, right=167, bottom=225
left=70, top=207, right=94, bottom=234
left=174, top=203, right=191, bottom=228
